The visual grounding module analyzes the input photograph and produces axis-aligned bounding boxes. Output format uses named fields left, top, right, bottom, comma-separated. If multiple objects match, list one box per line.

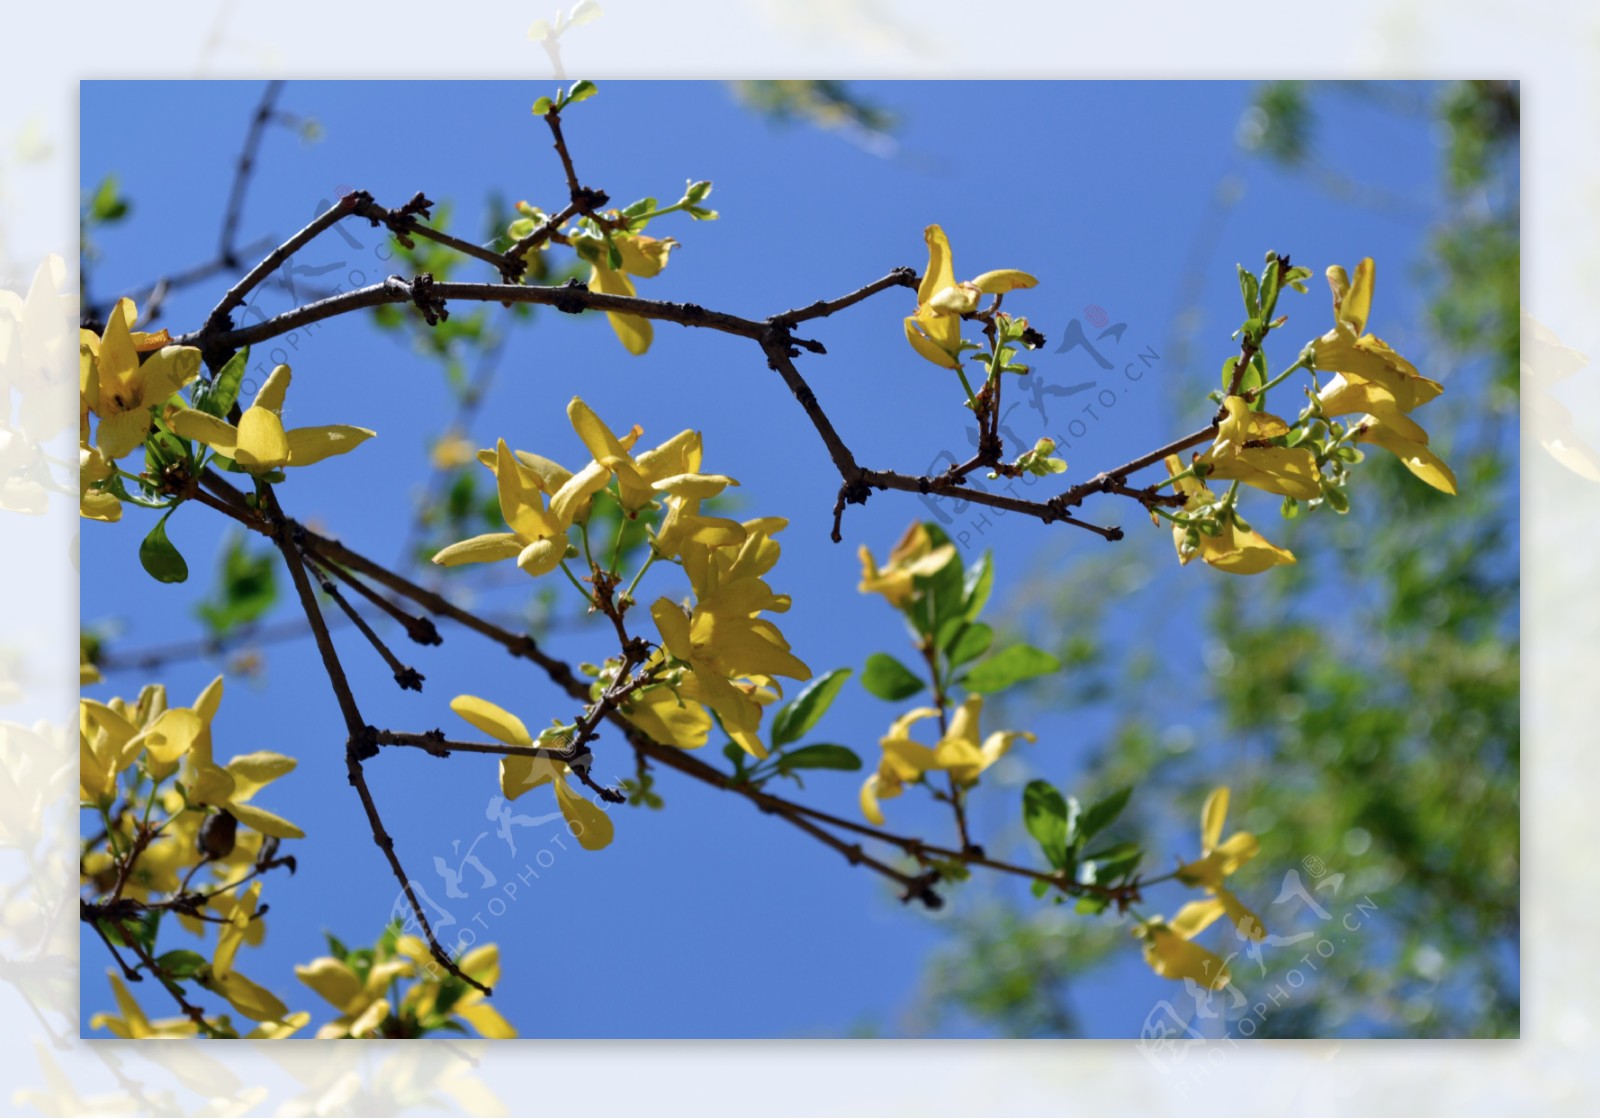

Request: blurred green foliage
left=914, top=80, right=1519, bottom=1039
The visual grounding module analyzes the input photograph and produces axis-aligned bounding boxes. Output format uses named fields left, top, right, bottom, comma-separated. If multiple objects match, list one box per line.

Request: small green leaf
left=1237, top=263, right=1260, bottom=318
left=1022, top=780, right=1070, bottom=869
left=775, top=744, right=862, bottom=772
left=770, top=667, right=852, bottom=748
left=860, top=653, right=925, bottom=701
left=962, top=644, right=1061, bottom=694
left=566, top=80, right=598, bottom=105
left=1077, top=785, right=1132, bottom=844
left=155, top=949, right=208, bottom=980
left=532, top=96, right=554, bottom=116
left=1075, top=894, right=1111, bottom=915
left=87, top=174, right=130, bottom=224
left=947, top=622, right=994, bottom=667
left=139, top=510, right=189, bottom=584
left=197, top=346, right=249, bottom=418
left=325, top=931, right=350, bottom=960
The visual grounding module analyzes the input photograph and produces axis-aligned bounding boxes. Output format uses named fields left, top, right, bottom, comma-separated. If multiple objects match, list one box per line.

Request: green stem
left=623, top=551, right=658, bottom=603
left=953, top=365, right=978, bottom=409
left=558, top=560, right=596, bottom=607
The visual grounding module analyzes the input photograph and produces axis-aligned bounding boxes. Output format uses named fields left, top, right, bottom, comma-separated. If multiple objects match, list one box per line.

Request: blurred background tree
left=908, top=80, right=1519, bottom=1039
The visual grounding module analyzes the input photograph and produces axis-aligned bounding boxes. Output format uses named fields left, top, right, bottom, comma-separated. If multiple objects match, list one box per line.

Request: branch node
left=393, top=667, right=425, bottom=692
left=553, top=278, right=589, bottom=314
left=406, top=272, right=450, bottom=326
left=346, top=725, right=381, bottom=765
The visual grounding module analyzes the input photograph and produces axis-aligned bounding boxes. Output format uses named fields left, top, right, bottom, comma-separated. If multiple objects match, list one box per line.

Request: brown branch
left=219, top=80, right=287, bottom=267
left=251, top=484, right=490, bottom=996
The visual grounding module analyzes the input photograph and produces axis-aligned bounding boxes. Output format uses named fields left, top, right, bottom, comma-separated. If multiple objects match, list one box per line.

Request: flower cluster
left=81, top=676, right=308, bottom=1037
left=1131, top=786, right=1266, bottom=989
left=296, top=931, right=514, bottom=1039
left=1157, top=256, right=1453, bottom=576
left=507, top=174, right=715, bottom=356
left=437, top=396, right=810, bottom=843
left=859, top=695, right=1033, bottom=826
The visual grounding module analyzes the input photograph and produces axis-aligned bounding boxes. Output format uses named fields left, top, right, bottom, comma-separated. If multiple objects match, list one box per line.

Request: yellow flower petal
left=284, top=425, right=375, bottom=466
left=167, top=408, right=239, bottom=459
left=554, top=774, right=614, bottom=850
left=235, top=407, right=290, bottom=471
left=432, top=532, right=526, bottom=567
left=456, top=1000, right=517, bottom=1039
left=1201, top=787, right=1229, bottom=851
left=294, top=957, right=365, bottom=1014
left=451, top=695, right=533, bottom=746
left=918, top=225, right=957, bottom=305
left=254, top=364, right=292, bottom=412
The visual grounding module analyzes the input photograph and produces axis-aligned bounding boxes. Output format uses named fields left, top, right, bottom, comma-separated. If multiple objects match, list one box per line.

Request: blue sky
left=80, top=80, right=1482, bottom=1038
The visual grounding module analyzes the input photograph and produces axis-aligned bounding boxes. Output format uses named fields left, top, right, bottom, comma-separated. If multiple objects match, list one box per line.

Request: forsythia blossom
left=79, top=297, right=201, bottom=460
left=1162, top=453, right=1296, bottom=575
left=168, top=363, right=374, bottom=474
left=859, top=696, right=1034, bottom=825
left=904, top=224, right=1036, bottom=371
left=1312, top=258, right=1455, bottom=494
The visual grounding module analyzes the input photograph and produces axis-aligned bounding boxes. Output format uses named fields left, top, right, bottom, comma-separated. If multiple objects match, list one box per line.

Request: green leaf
left=1259, top=257, right=1282, bottom=317
left=860, top=653, right=925, bottom=701
left=962, top=644, right=1061, bottom=694
left=1238, top=263, right=1260, bottom=318
left=770, top=667, right=852, bottom=748
left=139, top=510, right=189, bottom=584
left=531, top=96, right=554, bottom=116
left=98, top=908, right=161, bottom=952
left=1022, top=780, right=1070, bottom=869
left=195, top=532, right=278, bottom=636
left=1080, top=841, right=1142, bottom=884
left=1075, top=894, right=1110, bottom=915
left=87, top=174, right=130, bottom=224
left=155, top=949, right=208, bottom=980
left=197, top=346, right=249, bottom=418
left=1077, top=785, right=1132, bottom=845
left=947, top=621, right=994, bottom=667
left=775, top=744, right=862, bottom=772
left=325, top=931, right=350, bottom=960
left=566, top=80, right=598, bottom=105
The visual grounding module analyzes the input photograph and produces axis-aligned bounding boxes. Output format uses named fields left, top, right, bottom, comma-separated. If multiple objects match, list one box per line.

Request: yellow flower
left=80, top=297, right=202, bottom=459
left=296, top=942, right=416, bottom=1039
left=395, top=939, right=517, bottom=1039
left=649, top=526, right=811, bottom=739
left=451, top=694, right=615, bottom=851
left=1317, top=374, right=1457, bottom=495
left=858, top=522, right=957, bottom=607
left=617, top=658, right=714, bottom=750
left=79, top=444, right=121, bottom=523
left=1198, top=396, right=1322, bottom=501
left=904, top=224, right=1036, bottom=370
left=585, top=232, right=678, bottom=355
left=90, top=973, right=200, bottom=1039
left=433, top=439, right=580, bottom=577
left=199, top=881, right=296, bottom=1024
left=1132, top=899, right=1233, bottom=989
left=1162, top=454, right=1295, bottom=576
left=1311, top=258, right=1444, bottom=410
left=167, top=363, right=374, bottom=474
left=189, top=749, right=305, bottom=841
left=1175, top=786, right=1266, bottom=942
left=568, top=396, right=734, bottom=518
left=859, top=697, right=1032, bottom=824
